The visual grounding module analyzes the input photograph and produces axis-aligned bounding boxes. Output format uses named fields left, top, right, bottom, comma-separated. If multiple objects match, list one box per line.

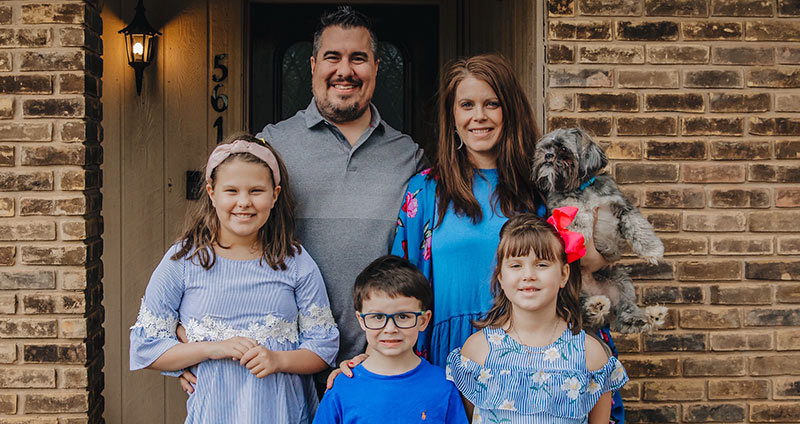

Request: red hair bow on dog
left=547, top=206, right=586, bottom=263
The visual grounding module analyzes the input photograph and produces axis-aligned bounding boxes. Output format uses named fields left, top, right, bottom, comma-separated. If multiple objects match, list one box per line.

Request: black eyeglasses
left=358, top=311, right=426, bottom=330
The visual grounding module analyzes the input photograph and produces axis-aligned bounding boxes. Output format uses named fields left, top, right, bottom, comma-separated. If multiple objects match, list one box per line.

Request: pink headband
left=546, top=206, right=586, bottom=264
left=205, top=139, right=281, bottom=186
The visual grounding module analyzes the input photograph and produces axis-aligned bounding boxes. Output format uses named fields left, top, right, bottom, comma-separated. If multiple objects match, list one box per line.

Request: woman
left=392, top=53, right=545, bottom=367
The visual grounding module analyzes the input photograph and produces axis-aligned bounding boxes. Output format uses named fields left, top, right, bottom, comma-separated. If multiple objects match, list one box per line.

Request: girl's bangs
left=498, top=226, right=561, bottom=262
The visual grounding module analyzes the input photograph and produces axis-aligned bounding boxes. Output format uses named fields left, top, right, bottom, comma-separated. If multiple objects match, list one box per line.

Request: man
left=256, top=7, right=424, bottom=365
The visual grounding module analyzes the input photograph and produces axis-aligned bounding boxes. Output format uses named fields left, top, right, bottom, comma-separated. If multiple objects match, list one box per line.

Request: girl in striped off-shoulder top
left=447, top=210, right=628, bottom=424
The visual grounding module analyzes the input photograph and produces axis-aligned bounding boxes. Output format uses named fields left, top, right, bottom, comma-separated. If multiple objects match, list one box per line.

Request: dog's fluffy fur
left=533, top=128, right=667, bottom=333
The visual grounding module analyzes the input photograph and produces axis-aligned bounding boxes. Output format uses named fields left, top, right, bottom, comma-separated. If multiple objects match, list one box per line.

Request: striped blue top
left=129, top=244, right=339, bottom=424
left=446, top=327, right=628, bottom=424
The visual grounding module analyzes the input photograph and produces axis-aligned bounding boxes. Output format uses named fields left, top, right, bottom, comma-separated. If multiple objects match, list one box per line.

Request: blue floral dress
left=447, top=327, right=628, bottom=424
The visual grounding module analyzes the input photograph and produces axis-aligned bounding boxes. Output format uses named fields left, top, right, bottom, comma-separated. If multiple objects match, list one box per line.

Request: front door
left=250, top=3, right=440, bottom=154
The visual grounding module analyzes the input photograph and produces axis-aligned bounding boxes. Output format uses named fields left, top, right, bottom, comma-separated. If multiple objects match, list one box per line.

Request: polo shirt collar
left=304, top=98, right=384, bottom=131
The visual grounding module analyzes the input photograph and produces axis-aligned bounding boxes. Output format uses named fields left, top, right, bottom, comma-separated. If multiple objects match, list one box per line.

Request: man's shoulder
left=255, top=111, right=310, bottom=143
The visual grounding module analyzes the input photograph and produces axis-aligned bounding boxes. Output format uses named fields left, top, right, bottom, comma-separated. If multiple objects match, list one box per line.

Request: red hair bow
left=547, top=206, right=586, bottom=264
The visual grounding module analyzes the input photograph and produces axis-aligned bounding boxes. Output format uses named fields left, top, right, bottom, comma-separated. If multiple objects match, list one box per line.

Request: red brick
left=20, top=51, right=85, bottom=72
left=713, top=46, right=774, bottom=65
left=0, top=368, right=54, bottom=388
left=710, top=93, right=771, bottom=112
left=685, top=70, right=743, bottom=88
left=0, top=75, right=53, bottom=94
left=646, top=0, right=708, bottom=16
left=681, top=308, right=740, bottom=328
left=746, top=260, right=800, bottom=280
left=644, top=140, right=705, bottom=159
left=779, top=237, right=800, bottom=255
left=618, top=70, right=679, bottom=88
left=682, top=164, right=745, bottom=183
left=746, top=308, right=800, bottom=326
left=547, top=116, right=612, bottom=136
left=626, top=405, right=679, bottom=423
left=644, top=211, right=681, bottom=232
left=682, top=117, right=743, bottom=135
left=549, top=21, right=612, bottom=40
left=678, top=260, right=742, bottom=281
left=710, top=188, right=769, bottom=208
left=617, top=21, right=679, bottom=40
left=644, top=94, right=704, bottom=112
left=711, top=332, right=773, bottom=351
left=776, top=93, right=800, bottom=111
left=647, top=45, right=709, bottom=64
left=24, top=393, right=88, bottom=413
left=644, top=333, right=707, bottom=351
left=644, top=285, right=704, bottom=303
left=22, top=294, right=85, bottom=314
left=643, top=188, right=705, bottom=208
left=710, top=140, right=771, bottom=160
left=618, top=117, right=677, bottom=135
left=748, top=69, right=800, bottom=88
left=23, top=343, right=86, bottom=364
left=684, top=212, right=746, bottom=232
left=777, top=140, right=800, bottom=159
left=0, top=171, right=53, bottom=191
left=750, top=354, right=800, bottom=375
left=620, top=380, right=641, bottom=401
left=661, top=236, right=708, bottom=256
left=623, top=357, right=681, bottom=377
left=0, top=319, right=57, bottom=338
left=777, top=188, right=800, bottom=207
left=750, top=403, right=800, bottom=422
left=747, top=21, right=800, bottom=41
left=683, top=21, right=743, bottom=40
left=643, top=380, right=705, bottom=401
left=577, top=93, right=639, bottom=111
left=683, top=403, right=746, bottom=422
left=749, top=164, right=800, bottom=182
left=750, top=211, right=800, bottom=232
left=684, top=356, right=746, bottom=376
left=711, top=237, right=773, bottom=255
left=713, top=0, right=773, bottom=16
left=549, top=68, right=613, bottom=87
left=579, top=45, right=644, bottom=64
left=777, top=329, right=800, bottom=350
left=549, top=0, right=574, bottom=16
left=579, top=0, right=642, bottom=15
left=778, top=46, right=800, bottom=64
left=601, top=141, right=641, bottom=159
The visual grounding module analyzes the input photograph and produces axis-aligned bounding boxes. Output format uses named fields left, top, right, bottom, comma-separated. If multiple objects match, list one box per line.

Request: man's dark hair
left=312, top=6, right=378, bottom=59
left=353, top=255, right=432, bottom=311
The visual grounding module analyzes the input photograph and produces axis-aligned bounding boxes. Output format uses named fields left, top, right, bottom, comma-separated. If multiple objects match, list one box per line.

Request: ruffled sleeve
left=129, top=245, right=184, bottom=372
left=446, top=348, right=628, bottom=419
left=390, top=170, right=437, bottom=357
left=294, top=249, right=339, bottom=367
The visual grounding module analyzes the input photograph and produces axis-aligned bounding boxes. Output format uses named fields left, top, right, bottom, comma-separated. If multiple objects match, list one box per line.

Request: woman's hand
left=206, top=336, right=258, bottom=361
left=582, top=204, right=613, bottom=274
left=325, top=353, right=369, bottom=390
left=240, top=346, right=280, bottom=378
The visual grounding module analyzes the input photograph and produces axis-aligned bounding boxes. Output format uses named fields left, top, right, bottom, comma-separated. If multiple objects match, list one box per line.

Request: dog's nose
left=545, top=152, right=555, bottom=161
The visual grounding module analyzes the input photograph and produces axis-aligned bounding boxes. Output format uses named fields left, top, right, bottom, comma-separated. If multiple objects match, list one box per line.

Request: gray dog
left=533, top=128, right=667, bottom=333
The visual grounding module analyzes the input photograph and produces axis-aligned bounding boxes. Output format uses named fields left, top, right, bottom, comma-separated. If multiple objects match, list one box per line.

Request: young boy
left=313, top=255, right=468, bottom=424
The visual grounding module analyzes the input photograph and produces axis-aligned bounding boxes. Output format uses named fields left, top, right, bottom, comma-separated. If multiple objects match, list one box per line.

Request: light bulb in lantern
left=133, top=42, right=144, bottom=56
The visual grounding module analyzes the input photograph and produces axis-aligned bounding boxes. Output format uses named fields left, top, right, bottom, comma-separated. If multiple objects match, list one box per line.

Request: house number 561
left=211, top=53, right=228, bottom=143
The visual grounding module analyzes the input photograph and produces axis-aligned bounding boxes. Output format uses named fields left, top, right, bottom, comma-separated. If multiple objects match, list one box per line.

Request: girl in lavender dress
left=129, top=134, right=339, bottom=423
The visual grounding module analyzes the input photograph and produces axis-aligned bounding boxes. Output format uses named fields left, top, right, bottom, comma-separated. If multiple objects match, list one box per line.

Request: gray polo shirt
left=256, top=100, right=425, bottom=363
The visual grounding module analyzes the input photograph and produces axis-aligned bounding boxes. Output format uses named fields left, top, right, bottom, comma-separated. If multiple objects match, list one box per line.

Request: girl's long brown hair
left=171, top=133, right=301, bottom=270
left=475, top=213, right=583, bottom=335
left=431, top=54, right=544, bottom=225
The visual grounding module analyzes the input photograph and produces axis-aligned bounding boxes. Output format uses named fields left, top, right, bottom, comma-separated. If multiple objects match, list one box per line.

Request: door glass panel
left=280, top=41, right=405, bottom=130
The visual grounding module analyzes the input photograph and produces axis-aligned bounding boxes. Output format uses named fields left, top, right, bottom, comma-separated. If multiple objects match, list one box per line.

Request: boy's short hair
left=353, top=255, right=432, bottom=311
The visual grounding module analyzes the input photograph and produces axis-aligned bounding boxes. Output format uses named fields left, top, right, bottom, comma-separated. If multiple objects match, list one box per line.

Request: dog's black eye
left=559, top=146, right=568, bottom=152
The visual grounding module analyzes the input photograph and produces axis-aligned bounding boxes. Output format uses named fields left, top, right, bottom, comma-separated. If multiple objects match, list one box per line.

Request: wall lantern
left=118, top=0, right=161, bottom=95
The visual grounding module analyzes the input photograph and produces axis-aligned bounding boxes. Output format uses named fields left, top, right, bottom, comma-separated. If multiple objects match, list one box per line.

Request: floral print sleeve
left=391, top=170, right=437, bottom=357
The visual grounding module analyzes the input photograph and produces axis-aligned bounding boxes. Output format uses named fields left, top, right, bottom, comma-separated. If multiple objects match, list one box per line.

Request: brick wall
left=545, top=0, right=800, bottom=422
left=0, top=1, right=103, bottom=423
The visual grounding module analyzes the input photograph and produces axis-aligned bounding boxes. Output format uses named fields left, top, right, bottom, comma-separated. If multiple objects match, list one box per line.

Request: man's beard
left=317, top=97, right=369, bottom=124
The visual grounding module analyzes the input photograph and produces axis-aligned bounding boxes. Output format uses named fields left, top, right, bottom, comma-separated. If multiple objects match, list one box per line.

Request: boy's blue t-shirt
left=314, top=360, right=469, bottom=424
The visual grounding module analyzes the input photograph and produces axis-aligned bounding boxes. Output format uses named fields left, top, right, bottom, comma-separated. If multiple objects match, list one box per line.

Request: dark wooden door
left=250, top=3, right=440, bottom=154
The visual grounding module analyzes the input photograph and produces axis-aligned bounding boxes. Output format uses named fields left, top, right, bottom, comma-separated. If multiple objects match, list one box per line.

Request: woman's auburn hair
left=430, top=53, right=544, bottom=225
left=171, top=132, right=301, bottom=270
left=475, top=213, right=583, bottom=335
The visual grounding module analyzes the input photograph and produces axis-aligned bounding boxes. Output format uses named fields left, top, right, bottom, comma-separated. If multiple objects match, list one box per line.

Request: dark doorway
left=250, top=4, right=439, bottom=154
